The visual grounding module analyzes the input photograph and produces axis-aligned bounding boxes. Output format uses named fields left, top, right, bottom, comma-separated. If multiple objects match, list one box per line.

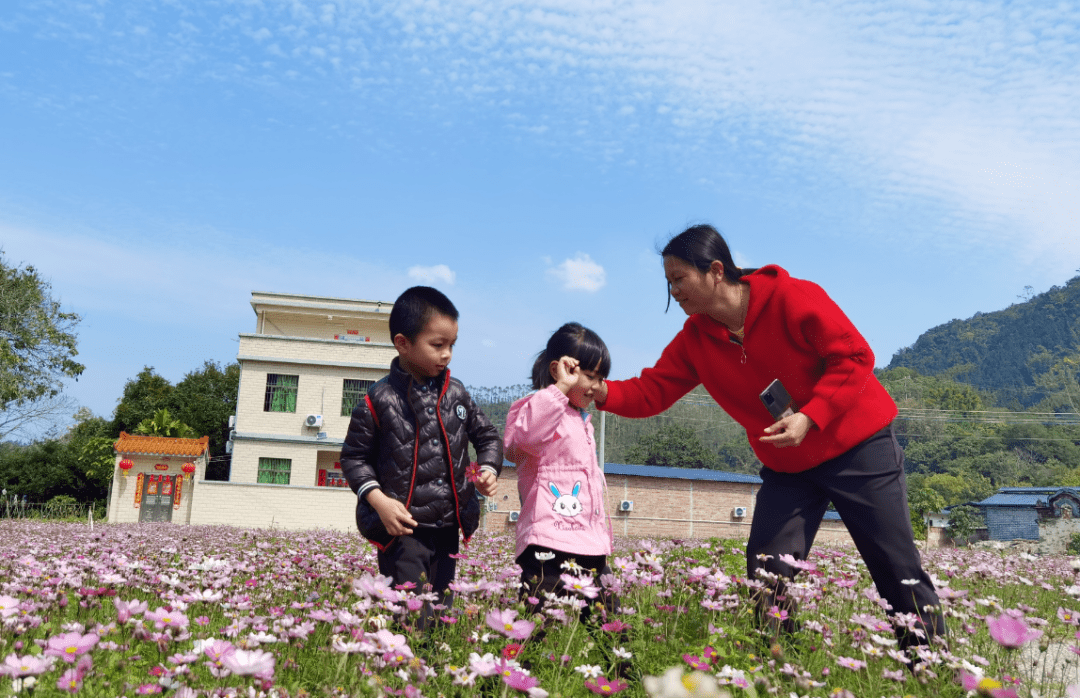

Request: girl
left=504, top=322, right=617, bottom=619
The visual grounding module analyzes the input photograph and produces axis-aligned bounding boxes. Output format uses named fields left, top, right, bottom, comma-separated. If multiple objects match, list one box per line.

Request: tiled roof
left=114, top=432, right=210, bottom=457
left=975, top=492, right=1050, bottom=508
left=501, top=461, right=763, bottom=484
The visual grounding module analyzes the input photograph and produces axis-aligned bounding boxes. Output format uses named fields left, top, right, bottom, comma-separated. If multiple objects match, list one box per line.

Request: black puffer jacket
left=340, top=358, right=503, bottom=548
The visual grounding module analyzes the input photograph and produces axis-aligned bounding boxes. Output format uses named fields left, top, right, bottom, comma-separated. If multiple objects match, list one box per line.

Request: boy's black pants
left=377, top=527, right=459, bottom=627
left=746, top=424, right=945, bottom=649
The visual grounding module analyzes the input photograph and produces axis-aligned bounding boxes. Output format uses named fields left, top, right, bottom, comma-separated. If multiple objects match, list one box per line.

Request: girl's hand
left=550, top=356, right=581, bottom=395
left=759, top=413, right=815, bottom=448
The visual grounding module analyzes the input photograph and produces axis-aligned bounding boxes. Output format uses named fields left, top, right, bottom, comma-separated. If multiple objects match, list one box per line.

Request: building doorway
left=139, top=474, right=176, bottom=523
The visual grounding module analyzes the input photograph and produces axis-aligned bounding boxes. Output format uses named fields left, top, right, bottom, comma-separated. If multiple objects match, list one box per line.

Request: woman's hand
left=759, top=412, right=815, bottom=448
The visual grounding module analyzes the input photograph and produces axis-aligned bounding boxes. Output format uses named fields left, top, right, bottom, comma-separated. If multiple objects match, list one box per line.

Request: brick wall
left=482, top=467, right=855, bottom=547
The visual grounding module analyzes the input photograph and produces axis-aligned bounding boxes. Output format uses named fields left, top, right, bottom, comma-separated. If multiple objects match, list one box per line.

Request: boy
left=340, top=286, right=502, bottom=624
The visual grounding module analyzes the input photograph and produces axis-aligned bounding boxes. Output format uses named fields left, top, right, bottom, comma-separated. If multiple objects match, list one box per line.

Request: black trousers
left=377, top=527, right=459, bottom=628
left=516, top=544, right=620, bottom=621
left=746, top=425, right=945, bottom=648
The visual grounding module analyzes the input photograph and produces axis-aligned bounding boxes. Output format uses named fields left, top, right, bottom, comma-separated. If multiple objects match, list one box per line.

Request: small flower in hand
left=466, top=462, right=481, bottom=483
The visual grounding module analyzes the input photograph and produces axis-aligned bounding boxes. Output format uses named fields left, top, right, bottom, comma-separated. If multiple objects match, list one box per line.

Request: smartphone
left=759, top=379, right=796, bottom=420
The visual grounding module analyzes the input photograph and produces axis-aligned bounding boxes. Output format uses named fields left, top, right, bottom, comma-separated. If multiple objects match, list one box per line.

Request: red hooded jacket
left=599, top=265, right=897, bottom=473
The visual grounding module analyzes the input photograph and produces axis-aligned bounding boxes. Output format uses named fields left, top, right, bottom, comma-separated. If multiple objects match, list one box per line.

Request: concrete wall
left=108, top=453, right=206, bottom=525
left=189, top=479, right=357, bottom=531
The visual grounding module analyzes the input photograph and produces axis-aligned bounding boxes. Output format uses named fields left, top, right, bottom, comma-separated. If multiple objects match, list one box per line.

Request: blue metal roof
left=975, top=493, right=1049, bottom=508
left=501, top=461, right=762, bottom=484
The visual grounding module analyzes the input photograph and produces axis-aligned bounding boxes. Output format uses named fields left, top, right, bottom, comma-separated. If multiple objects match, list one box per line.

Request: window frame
left=341, top=378, right=375, bottom=416
left=263, top=374, right=299, bottom=413
left=257, top=457, right=292, bottom=485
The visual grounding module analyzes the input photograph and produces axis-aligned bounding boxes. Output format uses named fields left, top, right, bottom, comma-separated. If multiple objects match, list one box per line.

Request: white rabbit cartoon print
left=549, top=481, right=587, bottom=531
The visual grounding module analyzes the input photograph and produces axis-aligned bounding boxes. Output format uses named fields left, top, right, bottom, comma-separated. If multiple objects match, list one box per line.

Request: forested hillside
left=887, top=275, right=1080, bottom=408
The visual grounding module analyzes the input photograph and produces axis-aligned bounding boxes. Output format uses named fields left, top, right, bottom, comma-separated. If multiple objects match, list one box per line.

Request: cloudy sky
left=2, top=0, right=1078, bottom=424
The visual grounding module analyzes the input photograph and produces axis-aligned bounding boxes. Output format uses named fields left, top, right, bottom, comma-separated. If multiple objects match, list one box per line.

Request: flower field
left=1, top=521, right=1079, bottom=698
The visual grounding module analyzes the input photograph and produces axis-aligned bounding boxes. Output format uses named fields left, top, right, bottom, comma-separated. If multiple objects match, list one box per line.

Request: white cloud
left=547, top=253, right=607, bottom=292
left=408, top=264, right=456, bottom=286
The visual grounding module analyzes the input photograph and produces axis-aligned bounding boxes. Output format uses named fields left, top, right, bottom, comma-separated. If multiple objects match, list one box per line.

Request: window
left=341, top=379, right=375, bottom=416
left=264, top=374, right=298, bottom=413
left=257, top=457, right=291, bottom=485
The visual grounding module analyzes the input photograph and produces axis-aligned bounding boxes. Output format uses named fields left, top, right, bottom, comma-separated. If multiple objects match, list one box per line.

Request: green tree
left=111, top=367, right=174, bottom=435
left=0, top=252, right=84, bottom=409
left=135, top=408, right=195, bottom=439
left=172, top=361, right=240, bottom=456
left=625, top=423, right=718, bottom=469
left=947, top=505, right=983, bottom=546
left=907, top=487, right=945, bottom=547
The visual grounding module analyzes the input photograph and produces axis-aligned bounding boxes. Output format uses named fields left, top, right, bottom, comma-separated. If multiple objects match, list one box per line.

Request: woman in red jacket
left=596, top=224, right=944, bottom=651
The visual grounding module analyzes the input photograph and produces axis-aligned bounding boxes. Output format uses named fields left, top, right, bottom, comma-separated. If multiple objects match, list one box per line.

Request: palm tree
left=134, top=408, right=196, bottom=439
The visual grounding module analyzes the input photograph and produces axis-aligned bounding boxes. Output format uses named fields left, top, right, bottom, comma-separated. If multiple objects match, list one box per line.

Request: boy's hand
left=476, top=470, right=498, bottom=497
left=367, top=489, right=418, bottom=536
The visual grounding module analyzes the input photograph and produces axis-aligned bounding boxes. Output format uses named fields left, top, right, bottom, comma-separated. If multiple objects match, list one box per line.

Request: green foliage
left=947, top=504, right=983, bottom=545
left=0, top=251, right=84, bottom=409
left=135, top=408, right=195, bottom=439
left=886, top=275, right=1080, bottom=408
left=171, top=360, right=241, bottom=457
left=111, top=366, right=174, bottom=435
left=907, top=487, right=945, bottom=542
left=1068, top=533, right=1080, bottom=555
left=625, top=423, right=719, bottom=469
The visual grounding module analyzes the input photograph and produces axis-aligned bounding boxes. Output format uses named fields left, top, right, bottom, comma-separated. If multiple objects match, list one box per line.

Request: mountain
left=887, top=276, right=1080, bottom=407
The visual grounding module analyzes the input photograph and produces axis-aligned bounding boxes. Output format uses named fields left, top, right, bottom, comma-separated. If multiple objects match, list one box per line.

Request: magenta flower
left=114, top=597, right=148, bottom=624
left=465, top=461, right=482, bottom=483
left=585, top=675, right=628, bottom=694
left=486, top=608, right=536, bottom=640
left=44, top=632, right=99, bottom=663
left=502, top=668, right=540, bottom=692
left=683, top=654, right=710, bottom=670
left=987, top=613, right=1043, bottom=649
left=767, top=605, right=789, bottom=621
left=601, top=620, right=630, bottom=633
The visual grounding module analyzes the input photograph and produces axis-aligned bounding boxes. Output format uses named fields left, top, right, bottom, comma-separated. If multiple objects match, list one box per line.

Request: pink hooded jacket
left=504, top=385, right=613, bottom=560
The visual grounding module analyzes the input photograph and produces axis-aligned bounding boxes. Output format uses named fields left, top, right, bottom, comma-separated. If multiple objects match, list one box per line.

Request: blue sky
left=2, top=0, right=1079, bottom=425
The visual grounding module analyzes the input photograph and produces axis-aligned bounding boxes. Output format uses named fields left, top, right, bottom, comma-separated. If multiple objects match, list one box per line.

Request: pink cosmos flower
left=560, top=573, right=600, bottom=599
left=221, top=648, right=275, bottom=680
left=44, top=632, right=99, bottom=663
left=145, top=607, right=190, bottom=632
left=987, top=613, right=1043, bottom=649
left=601, top=620, right=630, bottom=633
left=1, top=653, right=53, bottom=677
left=960, top=671, right=1020, bottom=698
left=1059, top=607, right=1079, bottom=625
left=114, top=598, right=149, bottom=624
left=683, top=654, right=710, bottom=670
left=486, top=608, right=536, bottom=640
left=465, top=461, right=482, bottom=483
left=502, top=668, right=540, bottom=691
left=585, top=675, right=628, bottom=695
left=55, top=655, right=92, bottom=694
left=0, top=595, right=21, bottom=619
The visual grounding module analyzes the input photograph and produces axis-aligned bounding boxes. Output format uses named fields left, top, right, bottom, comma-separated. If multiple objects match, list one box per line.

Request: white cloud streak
left=6, top=0, right=1080, bottom=271
left=547, top=253, right=607, bottom=292
left=408, top=264, right=456, bottom=286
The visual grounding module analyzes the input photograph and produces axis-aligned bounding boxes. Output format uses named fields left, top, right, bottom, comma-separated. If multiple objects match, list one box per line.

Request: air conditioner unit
left=733, top=506, right=748, bottom=518
left=619, top=500, right=634, bottom=512
left=304, top=414, right=323, bottom=428
left=225, top=441, right=233, bottom=454
left=228, top=415, right=236, bottom=429
left=508, top=511, right=520, bottom=522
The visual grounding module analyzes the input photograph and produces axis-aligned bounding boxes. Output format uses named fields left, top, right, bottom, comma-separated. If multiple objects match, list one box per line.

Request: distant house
left=972, top=487, right=1080, bottom=541
left=109, top=433, right=210, bottom=524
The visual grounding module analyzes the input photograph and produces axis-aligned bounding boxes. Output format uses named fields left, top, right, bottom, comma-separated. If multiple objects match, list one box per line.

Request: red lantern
left=182, top=462, right=196, bottom=482
left=118, top=459, right=134, bottom=478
